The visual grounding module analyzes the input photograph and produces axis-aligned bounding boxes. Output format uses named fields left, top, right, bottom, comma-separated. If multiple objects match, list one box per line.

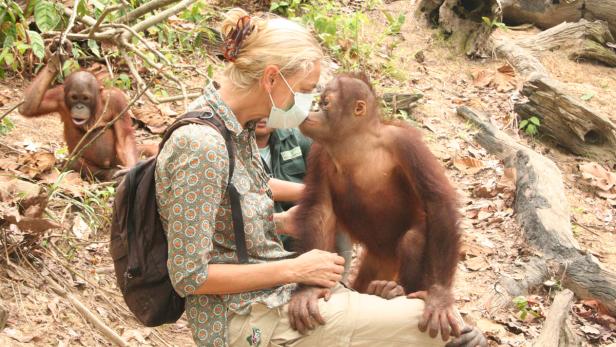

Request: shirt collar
left=202, top=82, right=244, bottom=135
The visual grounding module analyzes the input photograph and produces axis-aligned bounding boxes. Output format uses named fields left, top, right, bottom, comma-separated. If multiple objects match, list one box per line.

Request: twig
left=121, top=0, right=178, bottom=24
left=0, top=101, right=23, bottom=121
left=88, top=5, right=124, bottom=39
left=130, top=0, right=196, bottom=34
left=120, top=37, right=188, bottom=109
left=43, top=271, right=129, bottom=346
left=62, top=6, right=96, bottom=26
left=157, top=93, right=201, bottom=103
left=109, top=23, right=171, bottom=65
left=59, top=0, right=81, bottom=56
left=120, top=49, right=157, bottom=103
left=104, top=55, right=115, bottom=80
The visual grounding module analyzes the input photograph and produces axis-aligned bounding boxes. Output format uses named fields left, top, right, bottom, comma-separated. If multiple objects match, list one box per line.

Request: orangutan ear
left=354, top=100, right=366, bottom=117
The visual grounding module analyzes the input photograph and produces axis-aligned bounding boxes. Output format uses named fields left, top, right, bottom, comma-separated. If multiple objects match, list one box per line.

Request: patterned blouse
left=155, top=83, right=296, bottom=347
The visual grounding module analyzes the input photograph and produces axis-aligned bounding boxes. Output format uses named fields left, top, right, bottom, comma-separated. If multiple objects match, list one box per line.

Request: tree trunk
left=502, top=0, right=616, bottom=36
left=416, top=0, right=502, bottom=56
left=516, top=19, right=616, bottom=67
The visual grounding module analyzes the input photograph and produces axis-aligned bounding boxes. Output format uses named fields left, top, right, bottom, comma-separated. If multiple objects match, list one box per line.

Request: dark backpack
left=110, top=110, right=249, bottom=327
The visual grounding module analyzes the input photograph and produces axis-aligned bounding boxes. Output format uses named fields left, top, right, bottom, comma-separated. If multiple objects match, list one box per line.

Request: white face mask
left=266, top=72, right=316, bottom=129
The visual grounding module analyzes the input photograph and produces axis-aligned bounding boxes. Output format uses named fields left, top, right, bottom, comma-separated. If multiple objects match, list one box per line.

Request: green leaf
left=88, top=39, right=100, bottom=57
left=581, top=92, right=595, bottom=101
left=28, top=31, right=45, bottom=59
left=3, top=35, right=15, bottom=49
left=77, top=0, right=88, bottom=17
left=529, top=116, right=541, bottom=126
left=519, top=119, right=528, bottom=129
left=15, top=42, right=30, bottom=54
left=482, top=16, right=492, bottom=27
left=4, top=52, right=14, bottom=66
left=34, top=0, right=61, bottom=33
left=62, top=59, right=79, bottom=75
left=527, top=124, right=537, bottom=135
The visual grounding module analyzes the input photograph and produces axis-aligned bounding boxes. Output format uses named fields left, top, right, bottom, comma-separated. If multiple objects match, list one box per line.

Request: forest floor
left=0, top=0, right=615, bottom=346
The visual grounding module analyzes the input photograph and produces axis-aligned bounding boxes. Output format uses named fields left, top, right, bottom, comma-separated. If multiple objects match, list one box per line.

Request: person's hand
left=274, top=205, right=299, bottom=237
left=445, top=326, right=488, bottom=347
left=366, top=280, right=405, bottom=299
left=288, top=285, right=331, bottom=334
left=289, top=249, right=344, bottom=288
left=408, top=285, right=462, bottom=341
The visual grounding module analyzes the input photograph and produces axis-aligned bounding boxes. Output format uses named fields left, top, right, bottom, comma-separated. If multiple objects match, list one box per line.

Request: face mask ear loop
left=268, top=91, right=277, bottom=109
left=278, top=70, right=296, bottom=96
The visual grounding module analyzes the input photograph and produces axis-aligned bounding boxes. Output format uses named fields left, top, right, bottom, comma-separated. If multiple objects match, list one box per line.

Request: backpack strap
left=159, top=110, right=249, bottom=264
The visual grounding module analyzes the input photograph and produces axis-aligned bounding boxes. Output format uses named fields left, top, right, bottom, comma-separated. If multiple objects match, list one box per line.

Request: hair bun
left=221, top=8, right=255, bottom=62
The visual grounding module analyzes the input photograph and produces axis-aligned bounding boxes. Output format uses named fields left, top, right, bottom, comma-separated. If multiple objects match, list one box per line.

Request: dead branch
left=88, top=5, right=124, bottom=38
left=121, top=0, right=179, bottom=24
left=45, top=274, right=128, bottom=346
left=59, top=0, right=81, bottom=56
left=109, top=23, right=171, bottom=65
left=119, top=36, right=189, bottom=109
left=516, top=19, right=616, bottom=67
left=130, top=0, right=196, bottom=34
left=0, top=101, right=24, bottom=121
left=532, top=289, right=580, bottom=347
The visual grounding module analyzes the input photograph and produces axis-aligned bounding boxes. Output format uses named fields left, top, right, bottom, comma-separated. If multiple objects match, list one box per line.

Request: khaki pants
left=229, top=284, right=446, bottom=347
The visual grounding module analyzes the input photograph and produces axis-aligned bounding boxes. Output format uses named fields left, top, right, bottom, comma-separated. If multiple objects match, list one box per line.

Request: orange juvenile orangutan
left=289, top=73, right=485, bottom=345
left=19, top=47, right=138, bottom=180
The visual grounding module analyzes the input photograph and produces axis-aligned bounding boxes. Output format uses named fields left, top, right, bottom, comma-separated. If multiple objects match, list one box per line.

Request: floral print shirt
left=155, top=83, right=296, bottom=347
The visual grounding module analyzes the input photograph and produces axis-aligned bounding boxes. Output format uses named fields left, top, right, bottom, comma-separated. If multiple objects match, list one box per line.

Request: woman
left=155, top=8, right=486, bottom=347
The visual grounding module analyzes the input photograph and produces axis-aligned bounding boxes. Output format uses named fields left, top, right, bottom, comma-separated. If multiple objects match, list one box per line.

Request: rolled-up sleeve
left=155, top=124, right=228, bottom=297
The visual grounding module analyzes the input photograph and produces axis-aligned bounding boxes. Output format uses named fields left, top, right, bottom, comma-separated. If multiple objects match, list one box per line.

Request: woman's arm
left=268, top=178, right=305, bottom=202
left=194, top=250, right=345, bottom=295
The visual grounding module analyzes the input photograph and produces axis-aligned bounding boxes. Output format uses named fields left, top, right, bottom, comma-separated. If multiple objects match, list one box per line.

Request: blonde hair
left=220, top=8, right=324, bottom=90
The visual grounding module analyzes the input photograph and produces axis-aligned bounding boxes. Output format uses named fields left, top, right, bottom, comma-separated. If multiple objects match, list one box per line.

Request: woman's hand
left=288, top=249, right=345, bottom=288
left=273, top=206, right=299, bottom=237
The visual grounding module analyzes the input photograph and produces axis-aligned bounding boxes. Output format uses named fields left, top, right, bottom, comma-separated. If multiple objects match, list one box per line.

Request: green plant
left=48, top=171, right=116, bottom=231
left=112, top=73, right=132, bottom=90
left=0, top=116, right=15, bottom=135
left=581, top=92, right=595, bottom=101
left=482, top=16, right=507, bottom=30
left=519, top=116, right=540, bottom=136
left=383, top=11, right=405, bottom=36
left=270, top=0, right=305, bottom=17
left=512, top=296, right=541, bottom=320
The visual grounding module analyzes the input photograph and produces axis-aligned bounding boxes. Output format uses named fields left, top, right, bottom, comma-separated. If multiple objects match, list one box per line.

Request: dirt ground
left=0, top=0, right=615, bottom=346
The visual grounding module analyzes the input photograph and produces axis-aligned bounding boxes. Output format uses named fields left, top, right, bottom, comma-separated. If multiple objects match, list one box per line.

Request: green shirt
left=155, top=84, right=295, bottom=347
left=261, top=128, right=312, bottom=213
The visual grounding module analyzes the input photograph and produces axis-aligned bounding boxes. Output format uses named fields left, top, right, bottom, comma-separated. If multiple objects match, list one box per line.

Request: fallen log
left=381, top=93, right=423, bottom=114
left=532, top=289, right=580, bottom=347
left=457, top=106, right=616, bottom=316
left=501, top=0, right=616, bottom=36
left=517, top=19, right=616, bottom=67
left=491, top=34, right=616, bottom=167
left=416, top=0, right=502, bottom=56
left=514, top=77, right=616, bottom=167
